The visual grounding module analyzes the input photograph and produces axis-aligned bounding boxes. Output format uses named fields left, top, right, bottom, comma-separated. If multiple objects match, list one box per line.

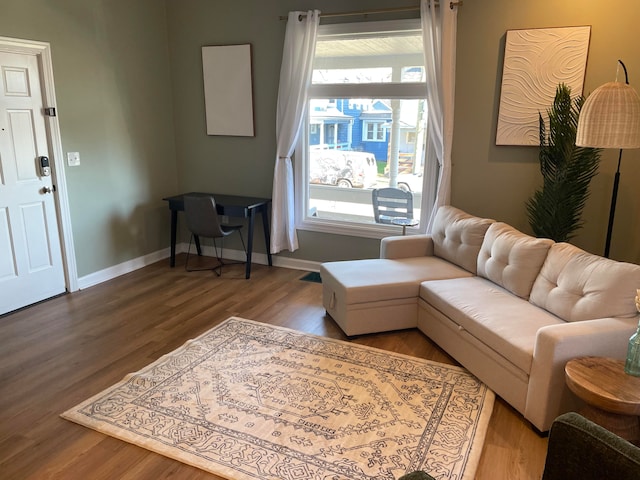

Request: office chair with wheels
left=183, top=195, right=246, bottom=276
left=372, top=187, right=414, bottom=224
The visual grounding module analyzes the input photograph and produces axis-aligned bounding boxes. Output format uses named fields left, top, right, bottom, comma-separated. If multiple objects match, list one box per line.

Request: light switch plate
left=67, top=152, right=80, bottom=166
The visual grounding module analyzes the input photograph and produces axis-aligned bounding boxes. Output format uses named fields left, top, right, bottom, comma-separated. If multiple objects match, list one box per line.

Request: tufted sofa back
left=477, top=222, right=554, bottom=299
left=431, top=206, right=495, bottom=274
left=529, top=243, right=640, bottom=321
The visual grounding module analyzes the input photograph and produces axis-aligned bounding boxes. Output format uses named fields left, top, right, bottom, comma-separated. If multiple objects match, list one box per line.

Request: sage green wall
left=1, top=0, right=638, bottom=282
left=0, top=0, right=177, bottom=277
left=454, top=0, right=640, bottom=263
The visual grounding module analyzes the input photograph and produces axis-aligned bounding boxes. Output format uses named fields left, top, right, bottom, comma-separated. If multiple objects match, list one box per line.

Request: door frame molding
left=0, top=36, right=78, bottom=292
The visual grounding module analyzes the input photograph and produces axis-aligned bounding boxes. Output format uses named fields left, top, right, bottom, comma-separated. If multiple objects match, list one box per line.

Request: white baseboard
left=77, top=243, right=321, bottom=290
left=77, top=248, right=172, bottom=290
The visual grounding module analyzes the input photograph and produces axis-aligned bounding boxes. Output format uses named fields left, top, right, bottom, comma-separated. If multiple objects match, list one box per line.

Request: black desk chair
left=184, top=195, right=246, bottom=276
left=372, top=187, right=414, bottom=224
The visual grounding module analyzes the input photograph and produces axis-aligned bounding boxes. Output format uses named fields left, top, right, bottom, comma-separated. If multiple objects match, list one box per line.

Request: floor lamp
left=575, top=60, right=640, bottom=258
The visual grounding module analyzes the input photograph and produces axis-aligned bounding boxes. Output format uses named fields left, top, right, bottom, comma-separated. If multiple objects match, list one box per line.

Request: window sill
left=296, top=217, right=422, bottom=239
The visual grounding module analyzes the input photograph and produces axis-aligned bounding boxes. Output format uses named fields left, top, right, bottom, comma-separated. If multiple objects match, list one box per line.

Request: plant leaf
left=526, top=84, right=601, bottom=242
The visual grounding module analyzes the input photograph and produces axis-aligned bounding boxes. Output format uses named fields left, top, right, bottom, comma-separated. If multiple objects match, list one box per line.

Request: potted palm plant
left=526, top=84, right=601, bottom=242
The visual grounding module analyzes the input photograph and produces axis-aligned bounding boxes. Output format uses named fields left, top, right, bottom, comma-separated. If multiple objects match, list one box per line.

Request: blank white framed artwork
left=202, top=44, right=255, bottom=136
left=496, top=26, right=591, bottom=146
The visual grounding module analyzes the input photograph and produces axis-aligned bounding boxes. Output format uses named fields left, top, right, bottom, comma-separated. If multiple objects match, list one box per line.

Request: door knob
left=42, top=186, right=52, bottom=194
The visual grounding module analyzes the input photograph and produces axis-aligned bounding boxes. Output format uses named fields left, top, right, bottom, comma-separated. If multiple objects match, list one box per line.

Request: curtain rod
left=278, top=2, right=463, bottom=21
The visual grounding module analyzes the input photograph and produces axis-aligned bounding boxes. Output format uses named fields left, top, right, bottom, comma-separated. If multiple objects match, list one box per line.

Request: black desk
left=163, top=192, right=272, bottom=279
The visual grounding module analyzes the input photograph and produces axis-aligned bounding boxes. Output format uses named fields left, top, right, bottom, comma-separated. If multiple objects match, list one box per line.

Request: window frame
left=295, top=19, right=430, bottom=239
left=362, top=120, right=387, bottom=142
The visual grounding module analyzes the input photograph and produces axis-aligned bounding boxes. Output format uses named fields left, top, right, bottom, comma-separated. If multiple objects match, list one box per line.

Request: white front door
left=0, top=50, right=66, bottom=315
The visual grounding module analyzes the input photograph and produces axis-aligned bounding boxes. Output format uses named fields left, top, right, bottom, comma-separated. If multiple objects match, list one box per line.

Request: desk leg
left=169, top=209, right=177, bottom=267
left=245, top=209, right=256, bottom=279
left=261, top=205, right=272, bottom=266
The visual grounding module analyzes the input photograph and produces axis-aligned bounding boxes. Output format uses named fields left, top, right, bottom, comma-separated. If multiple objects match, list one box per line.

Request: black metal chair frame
left=184, top=195, right=247, bottom=276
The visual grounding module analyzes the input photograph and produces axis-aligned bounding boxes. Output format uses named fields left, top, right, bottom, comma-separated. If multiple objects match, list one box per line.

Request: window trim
left=295, top=19, right=430, bottom=239
left=316, top=18, right=422, bottom=38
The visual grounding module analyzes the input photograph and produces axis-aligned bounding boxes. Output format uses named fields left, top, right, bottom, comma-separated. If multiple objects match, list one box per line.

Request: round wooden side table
left=565, top=356, right=640, bottom=444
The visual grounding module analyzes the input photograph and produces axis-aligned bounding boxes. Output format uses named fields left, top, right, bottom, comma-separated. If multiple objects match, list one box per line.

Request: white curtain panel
left=271, top=10, right=320, bottom=254
left=421, top=0, right=458, bottom=231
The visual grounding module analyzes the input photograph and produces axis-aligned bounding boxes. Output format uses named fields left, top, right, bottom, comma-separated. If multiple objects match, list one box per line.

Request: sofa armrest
left=525, top=317, right=637, bottom=432
left=542, top=412, right=640, bottom=480
left=380, top=235, right=434, bottom=259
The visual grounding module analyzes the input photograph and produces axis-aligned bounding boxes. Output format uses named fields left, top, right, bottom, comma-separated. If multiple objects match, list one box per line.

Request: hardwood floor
left=0, top=256, right=548, bottom=479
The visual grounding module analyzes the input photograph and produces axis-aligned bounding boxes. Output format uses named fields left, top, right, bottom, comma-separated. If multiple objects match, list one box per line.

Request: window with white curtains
left=294, top=19, right=430, bottom=238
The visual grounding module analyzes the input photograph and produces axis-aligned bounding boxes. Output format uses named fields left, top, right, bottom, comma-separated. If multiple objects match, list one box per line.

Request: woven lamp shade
left=576, top=81, right=640, bottom=148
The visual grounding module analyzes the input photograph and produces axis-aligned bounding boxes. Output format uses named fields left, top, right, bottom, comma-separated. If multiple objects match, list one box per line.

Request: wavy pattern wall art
left=496, top=26, right=591, bottom=146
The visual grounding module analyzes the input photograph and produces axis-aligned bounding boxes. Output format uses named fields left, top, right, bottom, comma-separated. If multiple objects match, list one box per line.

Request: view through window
left=296, top=20, right=429, bottom=236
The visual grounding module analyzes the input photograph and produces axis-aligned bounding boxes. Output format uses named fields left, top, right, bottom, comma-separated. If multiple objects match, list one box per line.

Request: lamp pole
left=604, top=151, right=622, bottom=258
left=604, top=61, right=629, bottom=258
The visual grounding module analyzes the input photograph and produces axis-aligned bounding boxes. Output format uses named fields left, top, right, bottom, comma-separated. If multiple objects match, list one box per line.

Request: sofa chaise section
left=321, top=256, right=472, bottom=336
left=320, top=206, right=495, bottom=336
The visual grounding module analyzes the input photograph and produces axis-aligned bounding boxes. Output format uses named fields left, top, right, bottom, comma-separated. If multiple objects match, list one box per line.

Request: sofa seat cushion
left=321, top=257, right=473, bottom=306
left=530, top=242, right=640, bottom=321
left=431, top=206, right=495, bottom=274
left=420, top=276, right=564, bottom=373
left=477, top=222, right=554, bottom=300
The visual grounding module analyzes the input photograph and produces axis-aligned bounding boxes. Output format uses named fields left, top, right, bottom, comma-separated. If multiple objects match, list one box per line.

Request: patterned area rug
left=62, top=317, right=494, bottom=479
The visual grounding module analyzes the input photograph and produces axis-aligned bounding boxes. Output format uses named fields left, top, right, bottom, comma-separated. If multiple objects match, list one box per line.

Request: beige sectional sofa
left=320, top=206, right=640, bottom=432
